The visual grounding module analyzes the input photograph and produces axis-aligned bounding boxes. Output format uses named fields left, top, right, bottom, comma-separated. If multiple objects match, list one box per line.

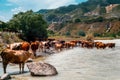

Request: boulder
left=27, top=62, right=58, bottom=76
left=0, top=73, right=11, bottom=80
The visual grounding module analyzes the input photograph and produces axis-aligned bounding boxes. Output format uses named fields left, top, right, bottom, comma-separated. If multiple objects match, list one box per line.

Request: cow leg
left=19, top=63, right=22, bottom=73
left=60, top=48, right=62, bottom=51
left=34, top=51, right=36, bottom=57
left=41, top=47, right=43, bottom=52
left=22, top=63, right=25, bottom=73
left=3, top=62, right=8, bottom=73
left=44, top=47, right=47, bottom=53
left=38, top=46, right=41, bottom=52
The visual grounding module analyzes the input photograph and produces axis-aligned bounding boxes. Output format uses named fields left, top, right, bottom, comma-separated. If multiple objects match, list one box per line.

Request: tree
left=66, top=31, right=71, bottom=36
left=95, top=16, right=104, bottom=22
left=7, top=10, right=48, bottom=41
left=0, top=21, right=7, bottom=31
left=78, top=30, right=85, bottom=36
left=94, top=33, right=101, bottom=37
left=74, top=18, right=81, bottom=23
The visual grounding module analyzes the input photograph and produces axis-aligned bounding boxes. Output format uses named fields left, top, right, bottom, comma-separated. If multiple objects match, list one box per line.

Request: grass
left=49, top=35, right=116, bottom=41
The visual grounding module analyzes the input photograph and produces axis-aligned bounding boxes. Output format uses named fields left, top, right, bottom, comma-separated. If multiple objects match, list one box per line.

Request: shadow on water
left=9, top=71, right=29, bottom=75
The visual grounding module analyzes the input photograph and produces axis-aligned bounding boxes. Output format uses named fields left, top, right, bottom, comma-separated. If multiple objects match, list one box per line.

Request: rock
left=27, top=62, right=58, bottom=76
left=0, top=73, right=11, bottom=80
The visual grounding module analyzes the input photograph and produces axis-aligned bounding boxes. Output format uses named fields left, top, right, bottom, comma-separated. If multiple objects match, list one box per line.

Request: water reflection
left=0, top=39, right=120, bottom=80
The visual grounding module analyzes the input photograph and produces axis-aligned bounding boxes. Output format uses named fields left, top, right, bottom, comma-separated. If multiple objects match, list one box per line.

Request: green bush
left=104, top=33, right=116, bottom=38
left=74, top=18, right=81, bottom=23
left=78, top=30, right=86, bottom=36
left=47, top=30, right=55, bottom=36
left=66, top=31, right=71, bottom=36
left=94, top=33, right=102, bottom=37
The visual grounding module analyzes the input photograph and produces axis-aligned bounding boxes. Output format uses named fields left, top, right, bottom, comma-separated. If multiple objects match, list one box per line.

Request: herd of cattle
left=4, top=39, right=116, bottom=57
left=0, top=38, right=115, bottom=73
left=4, top=39, right=115, bottom=52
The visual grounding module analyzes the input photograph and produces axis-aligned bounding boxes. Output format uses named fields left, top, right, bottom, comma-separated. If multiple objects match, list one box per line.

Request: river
left=0, top=39, right=120, bottom=80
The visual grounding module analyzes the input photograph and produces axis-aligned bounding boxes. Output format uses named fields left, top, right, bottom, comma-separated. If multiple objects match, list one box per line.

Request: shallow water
left=0, top=39, right=120, bottom=80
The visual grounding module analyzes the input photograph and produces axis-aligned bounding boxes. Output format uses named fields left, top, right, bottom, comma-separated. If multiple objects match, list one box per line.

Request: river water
left=0, top=39, right=120, bottom=80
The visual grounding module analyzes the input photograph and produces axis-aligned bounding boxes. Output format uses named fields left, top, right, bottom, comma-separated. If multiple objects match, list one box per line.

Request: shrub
left=66, top=31, right=71, bottom=36
left=104, top=33, right=116, bottom=38
left=47, top=30, right=55, bottom=36
left=78, top=30, right=86, bottom=36
left=94, top=33, right=102, bottom=37
left=74, top=18, right=81, bottom=23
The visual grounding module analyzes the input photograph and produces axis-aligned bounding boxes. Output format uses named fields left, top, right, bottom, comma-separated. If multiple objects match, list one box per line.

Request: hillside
left=37, top=0, right=120, bottom=37
left=37, top=0, right=120, bottom=22
left=47, top=19, right=120, bottom=37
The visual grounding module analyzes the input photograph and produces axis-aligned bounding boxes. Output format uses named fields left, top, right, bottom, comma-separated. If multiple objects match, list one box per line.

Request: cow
left=6, top=42, right=22, bottom=50
left=20, top=42, right=30, bottom=51
left=0, top=48, right=33, bottom=73
left=30, top=41, right=40, bottom=57
left=95, top=42, right=106, bottom=49
left=54, top=43, right=63, bottom=52
left=106, top=43, right=115, bottom=48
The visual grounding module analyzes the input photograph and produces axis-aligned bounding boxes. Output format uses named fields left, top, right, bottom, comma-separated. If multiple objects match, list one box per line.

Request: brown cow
left=106, top=43, right=115, bottom=48
left=64, top=42, right=71, bottom=49
left=81, top=40, right=88, bottom=48
left=30, top=41, right=40, bottom=57
left=86, top=41, right=94, bottom=48
left=69, top=41, right=76, bottom=48
left=70, top=40, right=78, bottom=47
left=54, top=43, right=63, bottom=52
left=95, top=42, right=106, bottom=49
left=0, top=49, right=32, bottom=73
left=20, top=42, right=30, bottom=51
